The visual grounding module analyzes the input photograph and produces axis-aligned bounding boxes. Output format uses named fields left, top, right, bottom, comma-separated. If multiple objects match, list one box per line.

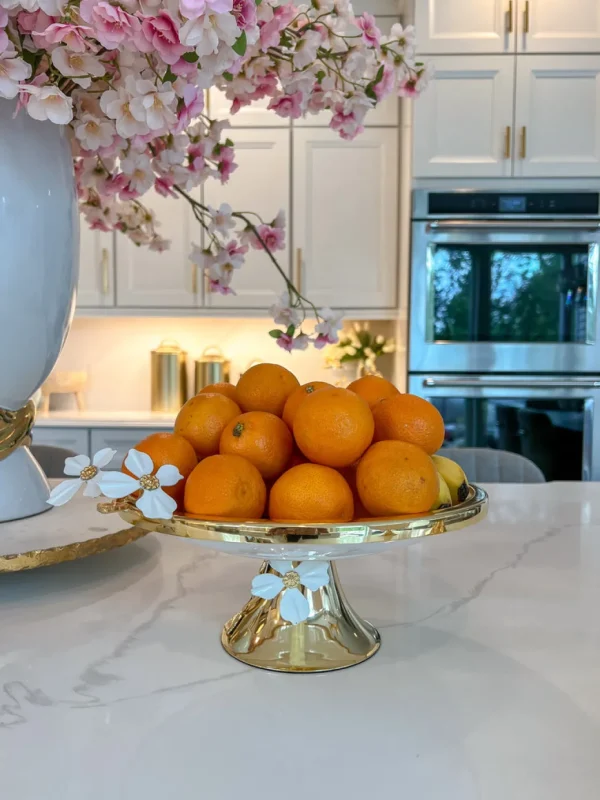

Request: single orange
left=122, top=431, right=197, bottom=507
left=184, top=454, right=266, bottom=519
left=372, top=393, right=445, bottom=455
left=356, top=440, right=438, bottom=516
left=235, top=362, right=300, bottom=417
left=268, top=463, right=354, bottom=523
left=293, top=387, right=374, bottom=468
left=219, top=411, right=293, bottom=481
left=174, top=392, right=241, bottom=458
left=282, top=381, right=332, bottom=428
left=199, top=382, right=238, bottom=404
left=347, top=375, right=400, bottom=408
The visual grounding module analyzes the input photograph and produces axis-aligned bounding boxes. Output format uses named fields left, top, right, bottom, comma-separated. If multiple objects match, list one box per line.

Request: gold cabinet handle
left=101, top=248, right=109, bottom=295
left=504, top=125, right=511, bottom=159
left=506, top=0, right=513, bottom=33
left=191, top=261, right=198, bottom=295
left=523, top=0, right=530, bottom=33
left=520, top=126, right=527, bottom=159
left=295, top=247, right=303, bottom=294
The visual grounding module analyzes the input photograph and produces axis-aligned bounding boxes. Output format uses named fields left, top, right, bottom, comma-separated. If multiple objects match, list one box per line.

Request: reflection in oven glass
left=431, top=397, right=584, bottom=481
left=431, top=246, right=590, bottom=344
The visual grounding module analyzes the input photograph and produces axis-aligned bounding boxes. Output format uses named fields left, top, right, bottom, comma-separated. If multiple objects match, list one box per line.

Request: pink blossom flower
left=232, top=0, right=257, bottom=31
left=397, top=77, right=419, bottom=98
left=356, top=12, right=380, bottom=48
left=179, top=0, right=232, bottom=21
left=37, top=23, right=93, bottom=53
left=0, top=29, right=7, bottom=56
left=329, top=108, right=363, bottom=140
left=209, top=278, right=235, bottom=295
left=373, top=65, right=395, bottom=101
left=17, top=9, right=54, bottom=34
left=267, top=91, right=303, bottom=119
left=276, top=332, right=310, bottom=352
left=248, top=223, right=285, bottom=252
left=215, top=145, right=237, bottom=183
left=0, top=9, right=8, bottom=27
left=259, top=3, right=296, bottom=50
left=314, top=308, right=343, bottom=346
left=154, top=175, right=178, bottom=197
left=88, top=4, right=144, bottom=51
left=141, top=12, right=184, bottom=66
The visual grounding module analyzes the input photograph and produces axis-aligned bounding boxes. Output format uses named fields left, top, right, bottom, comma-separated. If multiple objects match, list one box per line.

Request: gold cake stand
left=109, top=485, right=488, bottom=673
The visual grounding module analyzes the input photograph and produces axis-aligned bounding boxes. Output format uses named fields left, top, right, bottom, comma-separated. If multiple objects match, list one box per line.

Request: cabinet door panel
left=77, top=226, right=115, bottom=308
left=515, top=56, right=600, bottom=178
left=415, top=0, right=514, bottom=54
left=413, top=55, right=515, bottom=178
left=31, top=427, right=89, bottom=456
left=115, top=190, right=200, bottom=308
left=90, top=428, right=170, bottom=465
left=208, top=89, right=290, bottom=127
left=204, top=129, right=291, bottom=309
left=518, top=0, right=600, bottom=53
left=293, top=128, right=398, bottom=310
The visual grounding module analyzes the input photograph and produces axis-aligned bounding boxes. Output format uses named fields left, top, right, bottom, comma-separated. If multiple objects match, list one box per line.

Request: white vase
left=0, top=101, right=78, bottom=522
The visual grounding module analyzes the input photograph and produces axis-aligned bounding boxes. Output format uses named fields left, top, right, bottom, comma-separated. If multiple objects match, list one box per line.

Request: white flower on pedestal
left=47, top=448, right=117, bottom=506
left=97, top=449, right=182, bottom=520
left=251, top=560, right=330, bottom=625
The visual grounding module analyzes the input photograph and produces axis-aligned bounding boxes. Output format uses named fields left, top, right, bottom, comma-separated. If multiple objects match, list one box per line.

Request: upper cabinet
left=514, top=56, right=600, bottom=177
left=415, top=0, right=514, bottom=54
left=207, top=89, right=289, bottom=128
left=77, top=226, right=115, bottom=308
left=517, top=0, right=600, bottom=53
left=293, top=128, right=398, bottom=310
left=413, top=56, right=514, bottom=178
left=115, top=189, right=201, bottom=308
left=203, top=129, right=291, bottom=308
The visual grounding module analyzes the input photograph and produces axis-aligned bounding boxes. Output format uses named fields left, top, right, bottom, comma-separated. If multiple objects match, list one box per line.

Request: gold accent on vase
left=0, top=525, right=147, bottom=573
left=0, top=400, right=35, bottom=463
left=222, top=561, right=380, bottom=673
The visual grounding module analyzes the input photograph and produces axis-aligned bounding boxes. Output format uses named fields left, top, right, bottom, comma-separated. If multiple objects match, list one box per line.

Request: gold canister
left=194, top=347, right=231, bottom=393
left=151, top=340, right=188, bottom=412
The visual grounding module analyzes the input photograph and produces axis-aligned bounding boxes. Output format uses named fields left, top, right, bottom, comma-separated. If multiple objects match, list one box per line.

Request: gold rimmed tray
left=106, top=485, right=489, bottom=673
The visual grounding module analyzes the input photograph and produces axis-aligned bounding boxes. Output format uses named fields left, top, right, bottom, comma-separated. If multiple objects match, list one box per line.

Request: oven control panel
left=427, top=192, right=600, bottom=216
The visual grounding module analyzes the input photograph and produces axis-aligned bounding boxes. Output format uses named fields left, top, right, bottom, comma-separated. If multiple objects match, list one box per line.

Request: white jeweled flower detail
left=47, top=448, right=117, bottom=506
left=250, top=561, right=330, bottom=625
left=97, top=449, right=183, bottom=520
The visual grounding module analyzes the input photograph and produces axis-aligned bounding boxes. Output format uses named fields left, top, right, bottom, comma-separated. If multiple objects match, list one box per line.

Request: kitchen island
left=1, top=482, right=599, bottom=799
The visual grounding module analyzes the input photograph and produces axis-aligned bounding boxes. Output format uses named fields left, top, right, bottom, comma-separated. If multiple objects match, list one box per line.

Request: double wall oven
left=409, top=190, right=600, bottom=480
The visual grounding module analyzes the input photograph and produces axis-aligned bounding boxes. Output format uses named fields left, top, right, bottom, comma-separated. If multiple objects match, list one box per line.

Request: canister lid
left=197, top=346, right=227, bottom=364
left=152, top=339, right=186, bottom=356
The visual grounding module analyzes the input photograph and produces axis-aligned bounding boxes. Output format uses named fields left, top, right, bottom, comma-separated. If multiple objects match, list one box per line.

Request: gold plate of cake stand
left=107, top=485, right=488, bottom=673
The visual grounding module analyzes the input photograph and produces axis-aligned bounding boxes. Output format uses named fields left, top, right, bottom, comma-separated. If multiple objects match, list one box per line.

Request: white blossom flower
left=180, top=11, right=239, bottom=55
left=100, top=85, right=149, bottom=138
left=25, top=85, right=73, bottom=124
left=293, top=30, right=321, bottom=70
left=120, top=152, right=155, bottom=194
left=47, top=448, right=117, bottom=506
left=0, top=52, right=31, bottom=99
left=129, top=79, right=177, bottom=131
left=251, top=561, right=330, bottom=624
left=97, top=449, right=183, bottom=520
left=51, top=47, right=105, bottom=89
left=208, top=202, right=235, bottom=237
left=270, top=291, right=302, bottom=328
left=75, top=113, right=115, bottom=151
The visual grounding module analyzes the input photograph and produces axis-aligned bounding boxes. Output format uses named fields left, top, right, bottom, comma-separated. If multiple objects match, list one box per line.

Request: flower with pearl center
left=251, top=561, right=330, bottom=625
left=97, top=449, right=183, bottom=520
left=47, top=448, right=117, bottom=507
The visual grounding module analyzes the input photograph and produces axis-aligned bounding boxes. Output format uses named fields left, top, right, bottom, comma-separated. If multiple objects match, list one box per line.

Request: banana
left=431, top=454, right=469, bottom=506
left=432, top=473, right=452, bottom=510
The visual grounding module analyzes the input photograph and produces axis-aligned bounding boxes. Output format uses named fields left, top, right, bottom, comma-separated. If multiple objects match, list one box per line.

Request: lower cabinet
left=31, top=426, right=171, bottom=463
left=31, top=427, right=90, bottom=455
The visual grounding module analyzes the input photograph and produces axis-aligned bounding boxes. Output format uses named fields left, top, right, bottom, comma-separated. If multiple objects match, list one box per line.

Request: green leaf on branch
left=181, top=52, right=199, bottom=63
left=232, top=31, right=247, bottom=56
left=255, top=0, right=262, bottom=5
left=365, top=85, right=377, bottom=100
left=374, top=64, right=384, bottom=84
left=224, top=138, right=234, bottom=147
left=163, top=67, right=177, bottom=83
left=223, top=71, right=234, bottom=81
left=315, top=70, right=326, bottom=84
left=269, top=329, right=282, bottom=339
left=286, top=325, right=296, bottom=337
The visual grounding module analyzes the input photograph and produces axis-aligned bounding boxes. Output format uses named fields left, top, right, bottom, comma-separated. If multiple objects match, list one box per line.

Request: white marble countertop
left=2, top=482, right=600, bottom=799
left=35, top=410, right=176, bottom=428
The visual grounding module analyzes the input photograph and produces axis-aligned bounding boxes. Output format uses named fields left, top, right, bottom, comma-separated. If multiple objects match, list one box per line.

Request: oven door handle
left=422, top=378, right=600, bottom=390
left=426, top=220, right=600, bottom=232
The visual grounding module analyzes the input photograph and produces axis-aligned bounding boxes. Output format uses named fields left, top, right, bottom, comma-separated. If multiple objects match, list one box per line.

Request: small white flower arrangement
left=330, top=323, right=395, bottom=375
left=47, top=448, right=182, bottom=521
left=251, top=560, right=330, bottom=625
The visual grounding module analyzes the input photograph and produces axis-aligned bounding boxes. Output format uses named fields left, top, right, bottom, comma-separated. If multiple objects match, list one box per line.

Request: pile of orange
left=126, top=365, right=451, bottom=524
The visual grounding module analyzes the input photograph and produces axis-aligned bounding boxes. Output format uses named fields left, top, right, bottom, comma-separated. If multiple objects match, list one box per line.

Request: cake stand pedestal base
left=221, top=561, right=380, bottom=673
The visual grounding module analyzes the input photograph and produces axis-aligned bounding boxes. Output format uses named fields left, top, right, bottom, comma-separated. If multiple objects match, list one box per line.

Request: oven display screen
left=499, top=195, right=527, bottom=213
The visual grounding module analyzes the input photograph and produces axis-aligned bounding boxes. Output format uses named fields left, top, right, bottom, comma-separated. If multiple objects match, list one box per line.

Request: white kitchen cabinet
left=413, top=55, right=515, bottom=178
left=208, top=89, right=290, bottom=128
left=90, top=428, right=168, bottom=465
left=115, top=189, right=201, bottom=308
left=293, top=128, right=398, bottom=310
left=77, top=226, right=115, bottom=308
left=518, top=0, right=600, bottom=53
left=31, top=426, right=90, bottom=456
left=514, top=55, right=600, bottom=178
left=415, top=0, right=514, bottom=54
left=204, top=129, right=291, bottom=308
